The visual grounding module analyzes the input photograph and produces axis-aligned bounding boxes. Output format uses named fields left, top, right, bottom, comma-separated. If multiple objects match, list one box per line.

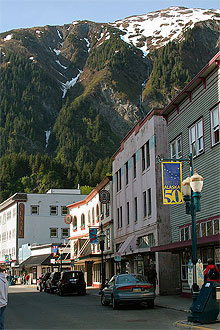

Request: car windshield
left=116, top=274, right=147, bottom=284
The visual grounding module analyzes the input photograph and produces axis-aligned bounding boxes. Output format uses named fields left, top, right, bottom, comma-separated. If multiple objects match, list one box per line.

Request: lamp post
left=182, top=154, right=204, bottom=321
left=59, top=247, right=63, bottom=272
left=98, top=224, right=106, bottom=293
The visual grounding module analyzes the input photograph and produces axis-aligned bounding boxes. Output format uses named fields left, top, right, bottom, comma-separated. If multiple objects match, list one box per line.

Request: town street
left=6, top=286, right=186, bottom=330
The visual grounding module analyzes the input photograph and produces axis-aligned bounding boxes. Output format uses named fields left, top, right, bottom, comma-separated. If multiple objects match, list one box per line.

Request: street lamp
left=98, top=224, right=106, bottom=293
left=182, top=154, right=204, bottom=321
left=59, top=247, right=63, bottom=272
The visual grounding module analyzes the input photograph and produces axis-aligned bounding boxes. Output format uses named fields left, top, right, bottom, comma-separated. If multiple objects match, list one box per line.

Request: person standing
left=204, top=258, right=220, bottom=284
left=0, top=268, right=9, bottom=330
left=147, top=263, right=157, bottom=290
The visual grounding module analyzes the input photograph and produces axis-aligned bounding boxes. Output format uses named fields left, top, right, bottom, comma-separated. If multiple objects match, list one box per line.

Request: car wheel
left=101, top=294, right=110, bottom=306
left=112, top=296, right=119, bottom=310
left=147, top=300, right=154, bottom=308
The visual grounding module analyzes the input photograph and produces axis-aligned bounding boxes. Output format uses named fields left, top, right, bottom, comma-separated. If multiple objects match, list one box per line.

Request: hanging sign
left=114, top=252, right=121, bottom=262
left=99, top=190, right=110, bottom=204
left=196, top=259, right=204, bottom=288
left=64, top=214, right=72, bottom=224
left=18, top=203, right=25, bottom=238
left=188, top=259, right=193, bottom=289
left=5, top=255, right=10, bottom=264
left=161, top=162, right=184, bottom=205
left=89, top=228, right=98, bottom=244
left=53, top=245, right=59, bottom=256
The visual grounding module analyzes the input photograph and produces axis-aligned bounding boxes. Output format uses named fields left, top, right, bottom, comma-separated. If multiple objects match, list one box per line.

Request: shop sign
left=114, top=252, right=121, bottom=262
left=18, top=203, right=25, bottom=238
left=187, top=259, right=193, bottom=289
left=89, top=228, right=98, bottom=244
left=161, top=162, right=184, bottom=205
left=99, top=190, right=110, bottom=204
left=64, top=214, right=72, bottom=224
left=196, top=259, right=204, bottom=288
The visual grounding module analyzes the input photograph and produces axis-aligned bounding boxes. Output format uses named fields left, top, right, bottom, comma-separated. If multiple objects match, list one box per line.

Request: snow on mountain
left=111, top=7, right=220, bottom=54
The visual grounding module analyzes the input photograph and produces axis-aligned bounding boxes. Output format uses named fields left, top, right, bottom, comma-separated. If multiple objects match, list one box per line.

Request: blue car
left=101, top=274, right=156, bottom=309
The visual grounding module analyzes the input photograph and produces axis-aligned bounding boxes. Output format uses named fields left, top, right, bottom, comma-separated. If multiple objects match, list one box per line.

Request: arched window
left=81, top=214, right=85, bottom=229
left=92, top=207, right=95, bottom=225
left=88, top=210, right=91, bottom=225
left=72, top=216, right=77, bottom=230
left=96, top=204, right=99, bottom=222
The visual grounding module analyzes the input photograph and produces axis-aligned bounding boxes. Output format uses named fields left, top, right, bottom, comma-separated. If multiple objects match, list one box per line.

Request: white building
left=0, top=189, right=87, bottom=268
left=112, top=109, right=178, bottom=294
left=68, top=177, right=114, bottom=287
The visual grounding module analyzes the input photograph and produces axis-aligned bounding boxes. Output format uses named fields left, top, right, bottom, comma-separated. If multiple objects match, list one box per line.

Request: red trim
left=179, top=215, right=220, bottom=228
left=174, top=104, right=179, bottom=114
left=185, top=91, right=192, bottom=102
left=215, top=60, right=220, bottom=68
left=199, top=77, right=206, bottom=89
left=69, top=233, right=89, bottom=240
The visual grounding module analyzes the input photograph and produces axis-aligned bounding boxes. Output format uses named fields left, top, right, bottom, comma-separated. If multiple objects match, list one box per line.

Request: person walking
left=147, top=263, right=157, bottom=290
left=204, top=258, right=220, bottom=284
left=0, top=268, right=9, bottom=330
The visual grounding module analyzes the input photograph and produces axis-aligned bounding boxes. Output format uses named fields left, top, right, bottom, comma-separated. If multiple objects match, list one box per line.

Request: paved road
left=6, top=286, right=187, bottom=329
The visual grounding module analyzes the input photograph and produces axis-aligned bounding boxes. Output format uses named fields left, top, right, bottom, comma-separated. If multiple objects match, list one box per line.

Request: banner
left=18, top=203, right=25, bottom=238
left=53, top=246, right=59, bottom=256
left=89, top=228, right=98, bottom=244
left=5, top=255, right=10, bottom=264
left=161, top=162, right=183, bottom=205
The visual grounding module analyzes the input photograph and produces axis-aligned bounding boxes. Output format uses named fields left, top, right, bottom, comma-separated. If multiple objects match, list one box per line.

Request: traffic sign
left=114, top=252, right=121, bottom=262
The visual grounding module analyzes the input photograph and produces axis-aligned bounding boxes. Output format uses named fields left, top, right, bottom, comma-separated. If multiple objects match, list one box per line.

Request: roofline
left=112, top=108, right=163, bottom=161
left=67, top=176, right=112, bottom=209
left=162, top=51, right=220, bottom=116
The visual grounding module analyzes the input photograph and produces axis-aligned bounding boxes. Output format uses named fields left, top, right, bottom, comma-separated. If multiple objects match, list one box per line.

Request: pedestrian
left=147, top=263, right=157, bottom=290
left=0, top=267, right=9, bottom=330
left=25, top=274, right=30, bottom=285
left=204, top=258, right=220, bottom=283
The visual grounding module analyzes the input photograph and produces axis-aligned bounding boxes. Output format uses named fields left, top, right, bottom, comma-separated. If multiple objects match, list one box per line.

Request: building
left=153, top=52, right=220, bottom=295
left=112, top=109, right=177, bottom=294
left=0, top=189, right=87, bottom=271
left=68, top=177, right=114, bottom=287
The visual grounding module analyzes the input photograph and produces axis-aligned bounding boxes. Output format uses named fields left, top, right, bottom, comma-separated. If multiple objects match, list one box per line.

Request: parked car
left=57, top=271, right=86, bottom=296
left=101, top=274, right=156, bottom=309
left=45, top=272, right=61, bottom=293
left=39, top=272, right=51, bottom=292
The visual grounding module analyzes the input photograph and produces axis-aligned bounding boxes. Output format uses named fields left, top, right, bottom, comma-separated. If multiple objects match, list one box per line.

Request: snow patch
left=61, top=70, right=83, bottom=98
left=53, top=49, right=61, bottom=55
left=45, top=130, right=51, bottom=148
left=84, top=38, right=90, bottom=52
left=57, top=30, right=62, bottom=39
left=4, top=34, right=13, bottom=41
left=56, top=60, right=67, bottom=69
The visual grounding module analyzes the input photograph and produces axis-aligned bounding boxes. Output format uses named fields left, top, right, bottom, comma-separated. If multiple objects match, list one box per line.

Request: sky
left=1, top=0, right=219, bottom=33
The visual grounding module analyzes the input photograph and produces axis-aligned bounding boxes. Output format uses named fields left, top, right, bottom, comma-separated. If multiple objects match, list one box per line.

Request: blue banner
left=161, top=162, right=183, bottom=205
left=89, top=228, right=98, bottom=244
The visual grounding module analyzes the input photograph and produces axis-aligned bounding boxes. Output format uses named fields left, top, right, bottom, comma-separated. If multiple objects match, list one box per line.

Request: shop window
left=50, top=206, right=58, bottom=216
left=181, top=250, right=191, bottom=280
left=206, top=221, right=213, bottom=236
left=210, top=106, right=220, bottom=146
left=31, top=205, right=39, bottom=215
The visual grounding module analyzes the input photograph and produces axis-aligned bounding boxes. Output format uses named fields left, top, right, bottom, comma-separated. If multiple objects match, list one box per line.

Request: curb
left=174, top=321, right=218, bottom=330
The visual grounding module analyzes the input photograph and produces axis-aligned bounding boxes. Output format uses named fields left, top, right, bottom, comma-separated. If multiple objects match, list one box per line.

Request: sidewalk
left=86, top=288, right=220, bottom=330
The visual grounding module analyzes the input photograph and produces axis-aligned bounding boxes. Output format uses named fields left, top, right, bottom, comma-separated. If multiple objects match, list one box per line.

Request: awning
left=118, top=235, right=136, bottom=255
left=151, top=234, right=220, bottom=253
left=19, top=254, right=53, bottom=268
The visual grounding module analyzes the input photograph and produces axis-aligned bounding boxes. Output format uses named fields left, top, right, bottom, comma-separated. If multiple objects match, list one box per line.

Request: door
left=86, top=262, right=93, bottom=286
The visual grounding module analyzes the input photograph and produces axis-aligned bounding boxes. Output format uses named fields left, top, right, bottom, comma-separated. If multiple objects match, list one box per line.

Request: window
left=125, top=161, right=129, bottom=185
left=127, top=202, right=129, bottom=225
left=106, top=229, right=110, bottom=250
left=134, top=197, right=138, bottom=222
left=133, top=154, right=136, bottom=178
left=211, top=106, right=219, bottom=146
left=119, top=169, right=122, bottom=190
left=146, top=141, right=150, bottom=168
left=189, top=119, right=204, bottom=157
left=72, top=216, right=77, bottom=230
left=117, top=208, right=120, bottom=229
left=96, top=204, right=99, bottom=222
left=120, top=206, right=122, bottom=228
left=147, top=189, right=152, bottom=216
left=105, top=203, right=110, bottom=217
left=50, top=206, right=58, bottom=216
left=50, top=228, right=58, bottom=238
left=81, top=214, right=85, bottom=229
left=7, top=211, right=11, bottom=221
left=88, top=211, right=91, bottom=225
left=61, top=206, right=68, bottom=215
left=61, top=228, right=69, bottom=238
left=92, top=207, right=95, bottom=225
left=143, top=191, right=147, bottom=218
left=142, top=145, right=145, bottom=171
left=170, top=135, right=182, bottom=159
left=31, top=205, right=39, bottom=215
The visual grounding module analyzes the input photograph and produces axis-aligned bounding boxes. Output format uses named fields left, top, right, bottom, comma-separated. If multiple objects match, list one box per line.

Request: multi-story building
left=0, top=189, right=86, bottom=269
left=68, top=177, right=114, bottom=287
left=112, top=109, right=178, bottom=294
left=153, top=52, right=220, bottom=295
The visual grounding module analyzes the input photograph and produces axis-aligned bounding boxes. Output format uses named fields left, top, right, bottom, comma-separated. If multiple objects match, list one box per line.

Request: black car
left=57, top=271, right=86, bottom=296
left=45, top=272, right=61, bottom=293
left=40, top=272, right=51, bottom=292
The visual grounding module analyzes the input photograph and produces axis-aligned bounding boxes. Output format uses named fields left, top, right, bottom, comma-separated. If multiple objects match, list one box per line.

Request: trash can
left=188, top=281, right=220, bottom=323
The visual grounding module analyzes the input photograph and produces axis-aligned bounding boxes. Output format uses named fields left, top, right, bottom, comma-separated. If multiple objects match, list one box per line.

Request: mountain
left=0, top=7, right=220, bottom=201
